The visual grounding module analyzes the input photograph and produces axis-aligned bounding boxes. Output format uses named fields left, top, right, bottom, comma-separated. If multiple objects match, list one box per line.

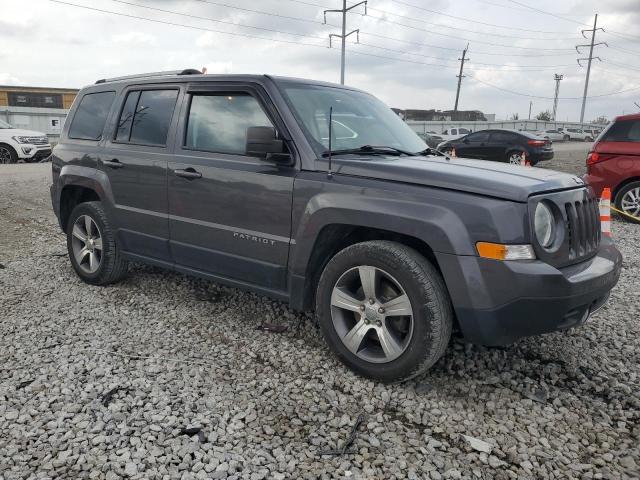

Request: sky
left=1, top=0, right=639, bottom=122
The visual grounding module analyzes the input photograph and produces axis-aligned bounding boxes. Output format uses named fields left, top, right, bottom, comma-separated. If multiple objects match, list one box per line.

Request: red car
left=584, top=113, right=640, bottom=224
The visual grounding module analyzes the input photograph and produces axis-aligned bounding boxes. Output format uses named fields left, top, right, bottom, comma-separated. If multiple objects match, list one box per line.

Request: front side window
left=490, top=131, right=516, bottom=143
left=115, top=89, right=178, bottom=146
left=185, top=93, right=273, bottom=155
left=459, top=128, right=470, bottom=134
left=68, top=91, right=115, bottom=141
left=281, top=83, right=426, bottom=155
left=601, top=120, right=640, bottom=142
left=0, top=119, right=13, bottom=129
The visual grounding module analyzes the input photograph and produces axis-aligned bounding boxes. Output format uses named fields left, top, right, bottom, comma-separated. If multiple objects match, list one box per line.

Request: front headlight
left=12, top=136, right=31, bottom=144
left=534, top=202, right=555, bottom=248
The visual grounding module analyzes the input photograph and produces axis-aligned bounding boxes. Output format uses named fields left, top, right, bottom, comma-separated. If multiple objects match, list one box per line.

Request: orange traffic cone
left=521, top=151, right=531, bottom=167
left=451, top=147, right=457, bottom=158
left=600, top=187, right=612, bottom=237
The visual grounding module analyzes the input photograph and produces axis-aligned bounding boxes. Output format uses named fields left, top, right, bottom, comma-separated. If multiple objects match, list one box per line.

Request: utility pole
left=576, top=14, right=607, bottom=123
left=454, top=43, right=469, bottom=112
left=324, top=0, right=367, bottom=85
left=528, top=100, right=533, bottom=120
left=552, top=74, right=563, bottom=121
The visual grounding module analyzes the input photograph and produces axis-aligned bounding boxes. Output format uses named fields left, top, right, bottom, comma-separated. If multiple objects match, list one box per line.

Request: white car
left=563, top=127, right=593, bottom=142
left=439, top=126, right=471, bottom=142
left=0, top=119, right=52, bottom=164
left=537, top=129, right=567, bottom=142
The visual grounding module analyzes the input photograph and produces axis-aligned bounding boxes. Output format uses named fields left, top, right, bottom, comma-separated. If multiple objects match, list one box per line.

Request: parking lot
left=1, top=143, right=638, bottom=479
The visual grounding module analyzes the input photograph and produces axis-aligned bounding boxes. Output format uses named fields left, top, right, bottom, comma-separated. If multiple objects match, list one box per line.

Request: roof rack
left=95, top=68, right=202, bottom=84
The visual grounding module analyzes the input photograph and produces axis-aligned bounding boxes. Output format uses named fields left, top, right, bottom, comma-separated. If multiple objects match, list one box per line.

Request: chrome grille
left=25, top=136, right=49, bottom=145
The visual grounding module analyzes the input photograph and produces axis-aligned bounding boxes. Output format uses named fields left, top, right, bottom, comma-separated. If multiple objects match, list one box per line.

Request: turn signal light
left=586, top=151, right=614, bottom=165
left=476, top=242, right=536, bottom=261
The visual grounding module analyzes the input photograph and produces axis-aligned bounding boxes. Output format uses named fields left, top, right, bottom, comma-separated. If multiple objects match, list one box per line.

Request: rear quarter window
left=68, top=91, right=116, bottom=141
left=601, top=120, right=640, bottom=142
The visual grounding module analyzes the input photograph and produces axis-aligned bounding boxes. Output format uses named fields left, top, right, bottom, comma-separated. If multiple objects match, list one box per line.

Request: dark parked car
left=437, top=129, right=554, bottom=165
left=584, top=113, right=640, bottom=223
left=50, top=71, right=621, bottom=382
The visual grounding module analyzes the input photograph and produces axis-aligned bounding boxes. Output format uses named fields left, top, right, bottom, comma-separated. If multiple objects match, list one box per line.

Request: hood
left=1, top=128, right=48, bottom=137
left=321, top=154, right=585, bottom=202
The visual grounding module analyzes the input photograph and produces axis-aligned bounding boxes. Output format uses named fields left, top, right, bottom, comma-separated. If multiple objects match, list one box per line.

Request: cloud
left=0, top=73, right=20, bottom=85
left=112, top=32, right=157, bottom=45
left=202, top=61, right=234, bottom=74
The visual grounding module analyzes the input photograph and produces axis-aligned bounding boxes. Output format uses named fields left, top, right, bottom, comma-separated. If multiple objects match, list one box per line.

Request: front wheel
left=563, top=135, right=570, bottom=141
left=66, top=201, right=129, bottom=285
left=0, top=144, right=17, bottom=164
left=615, top=181, right=640, bottom=224
left=315, top=241, right=453, bottom=383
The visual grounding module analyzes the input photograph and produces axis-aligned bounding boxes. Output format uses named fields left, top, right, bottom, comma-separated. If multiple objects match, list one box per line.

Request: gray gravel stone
left=1, top=157, right=638, bottom=479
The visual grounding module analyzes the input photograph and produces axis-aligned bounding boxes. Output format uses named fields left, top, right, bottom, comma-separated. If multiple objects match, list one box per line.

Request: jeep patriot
left=51, top=70, right=622, bottom=382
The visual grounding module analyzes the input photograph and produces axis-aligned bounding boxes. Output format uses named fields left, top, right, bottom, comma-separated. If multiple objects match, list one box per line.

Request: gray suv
left=51, top=70, right=622, bottom=382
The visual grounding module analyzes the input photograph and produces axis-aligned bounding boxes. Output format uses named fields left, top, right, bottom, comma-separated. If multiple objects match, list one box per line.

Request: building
left=393, top=107, right=488, bottom=122
left=0, top=85, right=79, bottom=140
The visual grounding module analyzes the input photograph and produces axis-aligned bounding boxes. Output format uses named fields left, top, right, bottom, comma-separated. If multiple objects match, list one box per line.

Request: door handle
left=103, top=158, right=124, bottom=169
left=174, top=168, right=202, bottom=180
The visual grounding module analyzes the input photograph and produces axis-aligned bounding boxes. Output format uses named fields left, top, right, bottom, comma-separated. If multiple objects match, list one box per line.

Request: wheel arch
left=290, top=223, right=445, bottom=312
left=613, top=176, right=640, bottom=203
left=59, top=185, right=101, bottom=230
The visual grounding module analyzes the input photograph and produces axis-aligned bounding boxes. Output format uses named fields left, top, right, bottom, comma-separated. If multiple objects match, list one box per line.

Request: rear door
left=101, top=85, right=182, bottom=263
left=167, top=83, right=295, bottom=292
left=486, top=131, right=518, bottom=160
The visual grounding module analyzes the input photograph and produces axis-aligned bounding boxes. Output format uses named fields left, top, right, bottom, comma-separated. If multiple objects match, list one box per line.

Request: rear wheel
left=66, top=201, right=129, bottom=284
left=508, top=151, right=524, bottom=165
left=316, top=241, right=453, bottom=383
left=585, top=136, right=593, bottom=142
left=0, top=144, right=17, bottom=164
left=563, top=135, right=570, bottom=141
left=615, top=181, right=640, bottom=224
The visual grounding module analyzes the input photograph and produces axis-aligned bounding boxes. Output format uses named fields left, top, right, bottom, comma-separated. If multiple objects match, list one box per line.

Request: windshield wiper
left=321, top=145, right=416, bottom=157
left=415, top=147, right=447, bottom=157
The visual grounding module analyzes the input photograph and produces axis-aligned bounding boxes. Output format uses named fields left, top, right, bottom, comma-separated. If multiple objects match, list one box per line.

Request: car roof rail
left=95, top=68, right=202, bottom=84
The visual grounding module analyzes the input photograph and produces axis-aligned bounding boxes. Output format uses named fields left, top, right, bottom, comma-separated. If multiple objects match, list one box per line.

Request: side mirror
left=246, top=126, right=291, bottom=163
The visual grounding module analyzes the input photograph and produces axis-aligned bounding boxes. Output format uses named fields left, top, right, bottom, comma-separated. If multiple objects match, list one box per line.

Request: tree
left=536, top=110, right=551, bottom=121
left=591, top=115, right=608, bottom=125
left=509, top=113, right=519, bottom=120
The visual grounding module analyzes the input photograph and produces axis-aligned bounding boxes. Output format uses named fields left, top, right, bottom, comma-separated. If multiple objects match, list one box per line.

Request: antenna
left=327, top=106, right=333, bottom=179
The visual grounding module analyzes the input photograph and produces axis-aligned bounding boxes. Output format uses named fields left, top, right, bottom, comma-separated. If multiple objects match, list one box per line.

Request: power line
left=111, top=0, right=327, bottom=40
left=468, top=75, right=640, bottom=99
left=505, top=0, right=590, bottom=26
left=388, top=0, right=575, bottom=35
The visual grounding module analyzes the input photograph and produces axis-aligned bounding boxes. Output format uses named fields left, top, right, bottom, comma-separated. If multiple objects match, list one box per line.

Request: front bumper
left=436, top=238, right=622, bottom=345
left=16, top=144, right=52, bottom=161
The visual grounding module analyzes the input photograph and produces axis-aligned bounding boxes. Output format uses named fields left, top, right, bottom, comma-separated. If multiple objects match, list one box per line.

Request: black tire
left=614, top=181, right=640, bottom=225
left=315, top=240, right=453, bottom=383
left=66, top=201, right=129, bottom=285
left=0, top=144, right=18, bottom=164
left=563, top=135, right=570, bottom=141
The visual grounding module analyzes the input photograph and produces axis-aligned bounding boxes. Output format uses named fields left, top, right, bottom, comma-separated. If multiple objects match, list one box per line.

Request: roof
left=614, top=113, right=640, bottom=122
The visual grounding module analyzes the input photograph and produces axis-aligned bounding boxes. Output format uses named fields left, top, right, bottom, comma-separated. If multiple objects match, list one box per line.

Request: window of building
left=185, top=93, right=273, bottom=155
left=115, top=89, right=178, bottom=146
left=68, top=91, right=116, bottom=141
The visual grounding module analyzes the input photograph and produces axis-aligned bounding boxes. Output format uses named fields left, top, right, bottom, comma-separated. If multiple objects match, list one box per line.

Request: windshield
left=0, top=119, right=14, bottom=129
left=280, top=83, right=426, bottom=155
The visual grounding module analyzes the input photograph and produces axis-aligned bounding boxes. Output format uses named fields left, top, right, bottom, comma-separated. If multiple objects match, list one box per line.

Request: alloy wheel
left=621, top=187, right=640, bottom=218
left=0, top=146, right=12, bottom=164
left=71, top=215, right=103, bottom=274
left=509, top=152, right=523, bottom=165
left=330, top=265, right=414, bottom=363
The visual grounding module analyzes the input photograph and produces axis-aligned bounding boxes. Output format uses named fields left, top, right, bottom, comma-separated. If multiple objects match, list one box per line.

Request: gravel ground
left=1, top=145, right=639, bottom=480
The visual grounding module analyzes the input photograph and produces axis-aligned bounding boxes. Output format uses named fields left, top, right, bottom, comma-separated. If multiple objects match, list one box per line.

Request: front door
left=167, top=85, right=295, bottom=293
left=102, top=85, right=182, bottom=263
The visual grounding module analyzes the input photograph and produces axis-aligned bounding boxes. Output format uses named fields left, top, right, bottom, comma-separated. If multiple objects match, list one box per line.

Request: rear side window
left=601, top=120, right=640, bottom=142
left=115, top=89, right=179, bottom=146
left=490, top=131, right=517, bottom=143
left=68, top=91, right=115, bottom=140
left=185, top=93, right=273, bottom=155
left=465, top=131, right=489, bottom=142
